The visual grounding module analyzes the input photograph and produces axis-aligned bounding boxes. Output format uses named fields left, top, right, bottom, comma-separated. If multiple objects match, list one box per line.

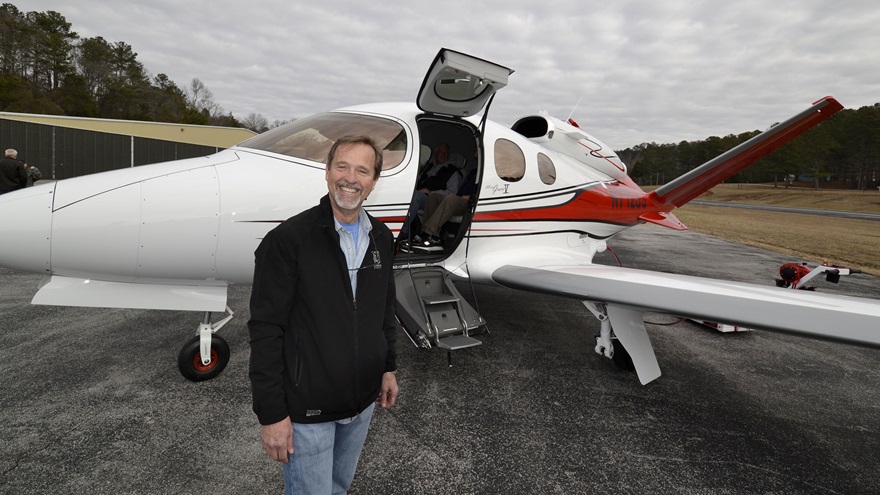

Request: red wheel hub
left=192, top=348, right=219, bottom=372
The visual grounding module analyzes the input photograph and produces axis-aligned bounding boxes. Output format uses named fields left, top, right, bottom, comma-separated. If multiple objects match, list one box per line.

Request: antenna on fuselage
left=565, top=96, right=583, bottom=123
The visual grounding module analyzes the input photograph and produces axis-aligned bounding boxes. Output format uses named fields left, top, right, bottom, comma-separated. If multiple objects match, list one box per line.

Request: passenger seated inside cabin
left=401, top=152, right=477, bottom=252
left=399, top=143, right=464, bottom=239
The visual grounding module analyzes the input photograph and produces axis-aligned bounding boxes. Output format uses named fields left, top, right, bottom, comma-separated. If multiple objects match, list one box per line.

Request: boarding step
left=437, top=335, right=482, bottom=351
left=394, top=267, right=487, bottom=351
left=423, top=302, right=463, bottom=334
left=412, top=244, right=443, bottom=253
left=421, top=294, right=460, bottom=305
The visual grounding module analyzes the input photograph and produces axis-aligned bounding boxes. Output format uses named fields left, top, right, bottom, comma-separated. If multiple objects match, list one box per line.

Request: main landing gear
left=177, top=307, right=235, bottom=382
left=586, top=302, right=635, bottom=372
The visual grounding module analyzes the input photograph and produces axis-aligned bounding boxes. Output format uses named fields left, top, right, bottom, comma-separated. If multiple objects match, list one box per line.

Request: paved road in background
left=2, top=225, right=879, bottom=494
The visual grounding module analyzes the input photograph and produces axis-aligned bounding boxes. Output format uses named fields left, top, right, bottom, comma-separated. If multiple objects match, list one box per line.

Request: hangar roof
left=0, top=112, right=256, bottom=148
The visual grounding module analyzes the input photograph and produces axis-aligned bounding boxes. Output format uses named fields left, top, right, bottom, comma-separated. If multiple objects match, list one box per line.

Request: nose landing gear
left=177, top=307, right=235, bottom=381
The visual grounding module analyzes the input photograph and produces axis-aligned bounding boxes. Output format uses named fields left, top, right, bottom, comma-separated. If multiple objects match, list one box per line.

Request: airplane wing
left=492, top=263, right=880, bottom=383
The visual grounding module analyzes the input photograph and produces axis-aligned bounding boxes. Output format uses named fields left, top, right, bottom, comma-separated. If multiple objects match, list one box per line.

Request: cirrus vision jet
left=1, top=48, right=877, bottom=383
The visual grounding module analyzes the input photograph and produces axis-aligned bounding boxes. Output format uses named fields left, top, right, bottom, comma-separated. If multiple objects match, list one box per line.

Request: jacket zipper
left=352, top=296, right=360, bottom=408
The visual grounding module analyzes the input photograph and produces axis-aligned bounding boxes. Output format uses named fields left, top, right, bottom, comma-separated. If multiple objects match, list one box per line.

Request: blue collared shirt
left=334, top=208, right=373, bottom=296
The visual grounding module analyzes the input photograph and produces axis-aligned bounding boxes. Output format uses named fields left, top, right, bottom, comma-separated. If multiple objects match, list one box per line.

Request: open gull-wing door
left=395, top=50, right=511, bottom=355
left=417, top=48, right=513, bottom=118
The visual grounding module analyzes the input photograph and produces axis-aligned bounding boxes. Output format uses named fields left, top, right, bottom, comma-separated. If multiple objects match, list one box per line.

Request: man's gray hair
left=5, top=149, right=17, bottom=158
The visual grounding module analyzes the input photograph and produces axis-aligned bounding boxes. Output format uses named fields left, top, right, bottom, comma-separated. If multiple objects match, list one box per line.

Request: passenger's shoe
left=414, top=234, right=443, bottom=252
left=423, top=235, right=441, bottom=247
left=399, top=234, right=423, bottom=253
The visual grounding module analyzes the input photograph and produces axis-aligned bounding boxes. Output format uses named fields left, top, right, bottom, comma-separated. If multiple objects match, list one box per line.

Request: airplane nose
left=0, top=184, right=53, bottom=274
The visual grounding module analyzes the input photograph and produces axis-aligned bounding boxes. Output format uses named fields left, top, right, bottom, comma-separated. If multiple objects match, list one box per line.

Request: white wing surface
left=493, top=264, right=880, bottom=346
left=492, top=264, right=880, bottom=383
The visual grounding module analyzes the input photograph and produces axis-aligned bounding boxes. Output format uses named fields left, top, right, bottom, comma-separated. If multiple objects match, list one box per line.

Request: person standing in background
left=25, top=162, right=42, bottom=186
left=0, top=148, right=26, bottom=194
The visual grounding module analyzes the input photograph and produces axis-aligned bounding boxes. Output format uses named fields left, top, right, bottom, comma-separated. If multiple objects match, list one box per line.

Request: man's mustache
left=336, top=180, right=363, bottom=192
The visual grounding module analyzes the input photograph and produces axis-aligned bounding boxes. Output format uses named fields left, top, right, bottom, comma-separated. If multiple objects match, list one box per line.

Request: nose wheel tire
left=177, top=334, right=230, bottom=382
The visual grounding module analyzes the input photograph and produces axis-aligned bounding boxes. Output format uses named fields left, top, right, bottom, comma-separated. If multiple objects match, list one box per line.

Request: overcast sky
left=17, top=0, right=880, bottom=149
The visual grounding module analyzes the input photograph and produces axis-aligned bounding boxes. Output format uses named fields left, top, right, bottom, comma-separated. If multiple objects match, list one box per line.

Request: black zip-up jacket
left=0, top=157, right=26, bottom=192
left=248, top=195, right=397, bottom=425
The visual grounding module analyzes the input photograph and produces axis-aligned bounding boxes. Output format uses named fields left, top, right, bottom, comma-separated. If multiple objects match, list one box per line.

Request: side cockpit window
left=494, top=138, right=525, bottom=182
left=537, top=152, right=556, bottom=185
left=238, top=112, right=407, bottom=170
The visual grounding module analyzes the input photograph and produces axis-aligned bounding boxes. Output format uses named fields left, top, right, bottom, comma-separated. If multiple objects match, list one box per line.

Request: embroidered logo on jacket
left=371, top=249, right=382, bottom=269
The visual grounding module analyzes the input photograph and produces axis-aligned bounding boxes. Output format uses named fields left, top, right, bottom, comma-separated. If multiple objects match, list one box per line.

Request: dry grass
left=665, top=184, right=880, bottom=276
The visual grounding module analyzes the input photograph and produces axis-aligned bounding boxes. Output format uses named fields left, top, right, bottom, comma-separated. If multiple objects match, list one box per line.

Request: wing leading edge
left=493, top=264, right=880, bottom=346
left=492, top=263, right=880, bottom=382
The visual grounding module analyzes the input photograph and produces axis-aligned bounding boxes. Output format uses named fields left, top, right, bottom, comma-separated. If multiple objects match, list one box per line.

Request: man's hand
left=376, top=372, right=399, bottom=409
left=261, top=417, right=294, bottom=463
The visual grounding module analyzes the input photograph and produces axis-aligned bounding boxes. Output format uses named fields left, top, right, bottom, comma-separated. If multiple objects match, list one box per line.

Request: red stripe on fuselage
left=473, top=181, right=663, bottom=226
left=374, top=180, right=666, bottom=233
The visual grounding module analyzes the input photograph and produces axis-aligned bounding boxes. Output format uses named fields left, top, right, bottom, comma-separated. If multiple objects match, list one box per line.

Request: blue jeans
left=401, top=191, right=427, bottom=237
left=283, top=403, right=375, bottom=495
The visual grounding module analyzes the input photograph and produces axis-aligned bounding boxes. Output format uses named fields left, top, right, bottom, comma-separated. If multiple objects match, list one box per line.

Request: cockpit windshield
left=237, top=112, right=407, bottom=170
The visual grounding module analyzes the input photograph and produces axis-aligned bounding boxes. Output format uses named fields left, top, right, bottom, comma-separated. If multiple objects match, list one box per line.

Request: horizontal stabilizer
left=652, top=97, right=843, bottom=208
left=638, top=211, right=687, bottom=230
left=492, top=263, right=880, bottom=348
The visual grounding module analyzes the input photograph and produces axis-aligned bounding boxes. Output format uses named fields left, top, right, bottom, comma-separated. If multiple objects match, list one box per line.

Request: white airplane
left=1, top=48, right=878, bottom=384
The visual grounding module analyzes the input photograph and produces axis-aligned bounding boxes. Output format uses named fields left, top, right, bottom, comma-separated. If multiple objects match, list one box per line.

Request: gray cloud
left=20, top=0, right=880, bottom=149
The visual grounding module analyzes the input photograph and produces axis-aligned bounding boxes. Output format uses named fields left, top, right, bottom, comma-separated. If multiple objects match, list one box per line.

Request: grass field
left=674, top=184, right=880, bottom=276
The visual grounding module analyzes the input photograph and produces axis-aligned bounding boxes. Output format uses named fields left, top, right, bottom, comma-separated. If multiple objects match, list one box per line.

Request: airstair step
left=421, top=294, right=459, bottom=305
left=437, top=335, right=482, bottom=351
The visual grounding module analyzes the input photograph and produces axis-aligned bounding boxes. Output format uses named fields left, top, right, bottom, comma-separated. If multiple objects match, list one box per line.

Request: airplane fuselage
left=0, top=103, right=649, bottom=310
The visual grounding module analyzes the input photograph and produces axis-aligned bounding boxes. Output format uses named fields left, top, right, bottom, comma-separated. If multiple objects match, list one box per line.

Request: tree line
left=2, top=5, right=878, bottom=186
left=0, top=4, right=277, bottom=132
left=617, top=103, right=880, bottom=190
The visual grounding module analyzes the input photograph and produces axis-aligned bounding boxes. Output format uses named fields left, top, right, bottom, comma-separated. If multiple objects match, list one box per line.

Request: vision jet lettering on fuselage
left=0, top=48, right=875, bottom=384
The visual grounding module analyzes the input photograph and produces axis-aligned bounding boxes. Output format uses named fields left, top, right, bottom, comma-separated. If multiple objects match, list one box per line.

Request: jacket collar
left=318, top=194, right=388, bottom=243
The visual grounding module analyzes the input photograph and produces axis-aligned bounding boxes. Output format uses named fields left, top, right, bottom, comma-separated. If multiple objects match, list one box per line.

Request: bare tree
left=270, top=118, right=293, bottom=129
left=186, top=77, right=220, bottom=117
left=241, top=112, right=268, bottom=133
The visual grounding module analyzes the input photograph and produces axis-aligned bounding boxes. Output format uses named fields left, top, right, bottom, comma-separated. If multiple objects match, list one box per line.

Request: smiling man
left=248, top=135, right=399, bottom=494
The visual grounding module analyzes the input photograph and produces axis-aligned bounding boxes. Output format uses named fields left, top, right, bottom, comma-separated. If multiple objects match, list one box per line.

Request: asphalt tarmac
left=690, top=201, right=880, bottom=222
left=2, top=225, right=879, bottom=494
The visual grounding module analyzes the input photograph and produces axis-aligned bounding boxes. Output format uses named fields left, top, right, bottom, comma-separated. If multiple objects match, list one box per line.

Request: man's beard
left=333, top=180, right=365, bottom=211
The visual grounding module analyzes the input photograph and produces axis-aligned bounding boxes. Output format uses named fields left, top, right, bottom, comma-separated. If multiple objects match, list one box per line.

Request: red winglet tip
left=813, top=96, right=844, bottom=112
